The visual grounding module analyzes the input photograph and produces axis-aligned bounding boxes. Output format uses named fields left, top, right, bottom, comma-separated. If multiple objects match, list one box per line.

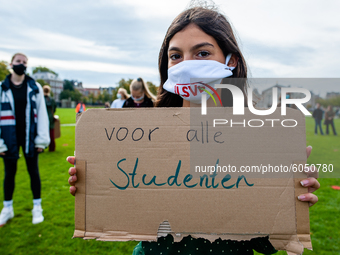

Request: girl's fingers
left=68, top=167, right=76, bottom=176
left=300, top=177, right=320, bottom=193
left=70, top=186, right=76, bottom=196
left=306, top=146, right=312, bottom=159
left=68, top=174, right=77, bottom=185
left=67, top=156, right=75, bottom=165
left=298, top=193, right=318, bottom=207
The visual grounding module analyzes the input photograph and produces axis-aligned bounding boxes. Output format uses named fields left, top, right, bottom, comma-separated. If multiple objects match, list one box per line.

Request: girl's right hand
left=67, top=156, right=77, bottom=196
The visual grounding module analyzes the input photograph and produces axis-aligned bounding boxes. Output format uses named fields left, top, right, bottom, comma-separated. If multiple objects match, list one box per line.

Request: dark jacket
left=44, top=95, right=57, bottom=129
left=122, top=96, right=153, bottom=108
left=0, top=75, right=50, bottom=158
left=312, top=108, right=323, bottom=120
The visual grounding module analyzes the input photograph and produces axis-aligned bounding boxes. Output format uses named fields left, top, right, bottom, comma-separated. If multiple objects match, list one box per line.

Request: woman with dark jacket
left=0, top=53, right=50, bottom=226
left=122, top=78, right=155, bottom=108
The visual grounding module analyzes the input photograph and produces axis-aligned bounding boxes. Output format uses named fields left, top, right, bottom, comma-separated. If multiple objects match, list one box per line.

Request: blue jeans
left=314, top=118, right=324, bottom=135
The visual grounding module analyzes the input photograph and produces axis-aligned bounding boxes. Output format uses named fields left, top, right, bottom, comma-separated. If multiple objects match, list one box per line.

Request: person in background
left=43, top=85, right=57, bottom=151
left=122, top=78, right=155, bottom=108
left=111, top=88, right=129, bottom=108
left=104, top=102, right=110, bottom=108
left=324, top=105, right=337, bottom=135
left=75, top=101, right=86, bottom=114
left=312, top=103, right=324, bottom=135
left=0, top=53, right=50, bottom=226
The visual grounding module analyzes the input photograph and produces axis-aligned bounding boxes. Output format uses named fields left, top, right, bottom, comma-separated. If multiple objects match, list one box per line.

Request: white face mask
left=131, top=93, right=144, bottom=102
left=163, top=53, right=235, bottom=104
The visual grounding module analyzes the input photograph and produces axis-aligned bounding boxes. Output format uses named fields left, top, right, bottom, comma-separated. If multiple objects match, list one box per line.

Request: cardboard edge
left=267, top=159, right=311, bottom=255
left=293, top=160, right=312, bottom=252
left=73, top=160, right=86, bottom=238
left=76, top=112, right=83, bottom=124
left=267, top=158, right=311, bottom=255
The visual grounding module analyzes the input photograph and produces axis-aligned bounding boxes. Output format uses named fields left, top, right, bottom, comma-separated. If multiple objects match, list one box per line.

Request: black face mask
left=12, top=64, right=27, bottom=76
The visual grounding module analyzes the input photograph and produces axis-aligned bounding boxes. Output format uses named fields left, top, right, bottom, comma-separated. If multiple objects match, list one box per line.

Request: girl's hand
left=298, top=146, right=320, bottom=207
left=67, top=156, right=77, bottom=196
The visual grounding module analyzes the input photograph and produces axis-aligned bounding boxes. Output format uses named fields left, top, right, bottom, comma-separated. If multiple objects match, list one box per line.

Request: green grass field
left=0, top=109, right=339, bottom=255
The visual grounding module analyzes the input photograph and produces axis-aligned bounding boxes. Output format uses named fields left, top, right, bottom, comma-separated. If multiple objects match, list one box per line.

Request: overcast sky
left=0, top=0, right=339, bottom=95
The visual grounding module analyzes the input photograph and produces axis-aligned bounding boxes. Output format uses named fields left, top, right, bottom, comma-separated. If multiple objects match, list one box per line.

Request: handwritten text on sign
left=104, top=126, right=254, bottom=190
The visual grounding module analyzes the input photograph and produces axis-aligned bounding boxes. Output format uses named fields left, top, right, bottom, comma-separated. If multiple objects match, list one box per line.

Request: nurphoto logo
left=201, top=84, right=311, bottom=116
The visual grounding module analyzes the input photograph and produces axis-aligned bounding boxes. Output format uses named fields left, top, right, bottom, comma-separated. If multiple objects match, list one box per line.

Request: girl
left=0, top=53, right=50, bottom=226
left=122, top=78, right=155, bottom=108
left=68, top=5, right=320, bottom=255
left=111, top=88, right=130, bottom=108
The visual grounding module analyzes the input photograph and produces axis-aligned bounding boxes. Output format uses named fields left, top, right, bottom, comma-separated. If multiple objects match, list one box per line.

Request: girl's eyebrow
left=191, top=42, right=214, bottom=51
left=168, top=46, right=181, bottom=52
left=168, top=42, right=214, bottom=53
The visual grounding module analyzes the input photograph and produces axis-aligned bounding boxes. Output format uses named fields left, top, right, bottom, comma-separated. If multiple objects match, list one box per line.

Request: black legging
left=3, top=148, right=41, bottom=201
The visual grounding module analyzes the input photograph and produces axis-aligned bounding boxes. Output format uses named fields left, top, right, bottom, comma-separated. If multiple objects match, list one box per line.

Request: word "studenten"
left=109, top=158, right=254, bottom=190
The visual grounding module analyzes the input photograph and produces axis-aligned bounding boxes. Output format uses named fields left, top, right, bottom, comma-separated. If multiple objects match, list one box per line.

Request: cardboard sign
left=74, top=108, right=312, bottom=255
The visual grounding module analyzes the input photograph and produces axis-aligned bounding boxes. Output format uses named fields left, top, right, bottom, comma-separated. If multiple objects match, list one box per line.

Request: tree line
left=0, top=62, right=158, bottom=105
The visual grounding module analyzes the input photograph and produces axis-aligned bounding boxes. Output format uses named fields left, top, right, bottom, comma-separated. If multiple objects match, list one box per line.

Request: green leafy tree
left=32, top=66, right=58, bottom=76
left=82, top=96, right=88, bottom=104
left=102, top=90, right=112, bottom=103
left=147, top=81, right=159, bottom=97
left=73, top=89, right=83, bottom=102
left=88, top=93, right=97, bottom=105
left=117, top=78, right=133, bottom=94
left=59, top=90, right=73, bottom=101
left=97, top=93, right=104, bottom=104
left=63, top=80, right=75, bottom=91
left=0, top=61, right=10, bottom=81
left=59, top=89, right=82, bottom=102
left=317, top=96, right=340, bottom=107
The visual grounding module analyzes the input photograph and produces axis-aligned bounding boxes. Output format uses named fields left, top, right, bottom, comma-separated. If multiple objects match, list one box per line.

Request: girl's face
left=167, top=23, right=225, bottom=69
left=11, top=54, right=28, bottom=67
left=131, top=89, right=144, bottom=101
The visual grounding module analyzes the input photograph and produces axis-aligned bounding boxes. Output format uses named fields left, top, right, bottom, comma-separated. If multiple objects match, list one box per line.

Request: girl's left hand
left=298, top=146, right=320, bottom=207
left=36, top=148, right=44, bottom=153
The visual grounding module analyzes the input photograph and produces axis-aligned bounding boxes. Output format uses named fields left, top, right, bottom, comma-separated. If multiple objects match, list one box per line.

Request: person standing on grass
left=324, top=105, right=337, bottom=135
left=75, top=100, right=86, bottom=114
left=43, top=85, right=57, bottom=151
left=0, top=53, right=50, bottom=226
left=312, top=103, right=324, bottom=135
left=111, top=88, right=129, bottom=108
left=67, top=4, right=320, bottom=254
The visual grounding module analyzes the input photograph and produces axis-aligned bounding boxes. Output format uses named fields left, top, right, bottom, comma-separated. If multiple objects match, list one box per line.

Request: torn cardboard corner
left=74, top=107, right=312, bottom=255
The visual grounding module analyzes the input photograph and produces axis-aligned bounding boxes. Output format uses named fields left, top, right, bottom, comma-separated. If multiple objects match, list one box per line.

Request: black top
left=312, top=108, right=323, bottom=119
left=9, top=75, right=27, bottom=144
left=122, top=96, right=154, bottom=108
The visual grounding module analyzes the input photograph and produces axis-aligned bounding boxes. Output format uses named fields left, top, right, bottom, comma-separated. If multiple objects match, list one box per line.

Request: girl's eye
left=170, top=54, right=181, bottom=60
left=197, top=51, right=210, bottom=57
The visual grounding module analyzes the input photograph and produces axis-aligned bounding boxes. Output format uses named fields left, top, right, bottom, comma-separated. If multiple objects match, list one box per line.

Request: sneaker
left=0, top=207, right=14, bottom=226
left=32, top=206, right=44, bottom=224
